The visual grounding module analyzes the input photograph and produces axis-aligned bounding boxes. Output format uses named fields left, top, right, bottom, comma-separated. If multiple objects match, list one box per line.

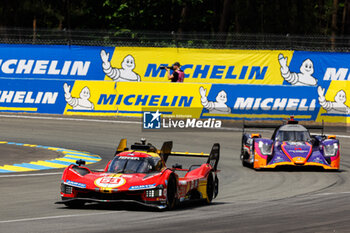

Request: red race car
left=56, top=139, right=220, bottom=210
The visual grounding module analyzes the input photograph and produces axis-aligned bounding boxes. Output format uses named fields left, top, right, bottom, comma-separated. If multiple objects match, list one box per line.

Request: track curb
left=0, top=141, right=101, bottom=173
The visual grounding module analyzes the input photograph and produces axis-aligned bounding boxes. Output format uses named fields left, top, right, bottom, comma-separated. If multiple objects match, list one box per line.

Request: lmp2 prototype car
left=56, top=139, right=220, bottom=210
left=240, top=117, right=340, bottom=170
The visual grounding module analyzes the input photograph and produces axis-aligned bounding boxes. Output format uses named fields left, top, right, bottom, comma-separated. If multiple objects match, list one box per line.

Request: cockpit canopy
left=108, top=155, right=163, bottom=174
left=276, top=130, right=311, bottom=142
left=275, top=124, right=311, bottom=142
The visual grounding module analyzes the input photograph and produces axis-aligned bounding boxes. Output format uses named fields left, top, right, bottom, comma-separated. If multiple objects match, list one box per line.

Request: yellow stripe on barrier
left=0, top=107, right=37, bottom=111
left=203, top=113, right=312, bottom=119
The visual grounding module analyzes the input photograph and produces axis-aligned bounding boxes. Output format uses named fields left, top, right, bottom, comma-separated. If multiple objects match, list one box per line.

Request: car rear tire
left=241, top=151, right=250, bottom=167
left=214, top=175, right=219, bottom=198
left=205, top=173, right=214, bottom=204
left=166, top=175, right=177, bottom=210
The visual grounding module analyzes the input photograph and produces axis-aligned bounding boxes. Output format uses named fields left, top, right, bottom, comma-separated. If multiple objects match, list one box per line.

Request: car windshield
left=276, top=130, right=311, bottom=142
left=108, top=156, right=161, bottom=174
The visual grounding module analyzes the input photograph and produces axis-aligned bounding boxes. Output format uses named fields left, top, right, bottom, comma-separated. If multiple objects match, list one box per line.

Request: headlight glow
left=61, top=184, right=73, bottom=194
left=145, top=189, right=163, bottom=198
left=258, top=141, right=273, bottom=155
left=324, top=143, right=338, bottom=157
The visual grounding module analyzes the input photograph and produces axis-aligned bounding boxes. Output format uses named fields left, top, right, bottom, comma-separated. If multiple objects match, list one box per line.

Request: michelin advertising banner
left=0, top=43, right=348, bottom=123
left=0, top=44, right=114, bottom=80
left=0, top=79, right=347, bottom=123
left=1, top=43, right=350, bottom=86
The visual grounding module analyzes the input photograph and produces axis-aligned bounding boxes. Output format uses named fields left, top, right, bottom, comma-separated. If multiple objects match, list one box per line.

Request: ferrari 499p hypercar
left=240, top=118, right=340, bottom=170
left=56, top=139, right=220, bottom=210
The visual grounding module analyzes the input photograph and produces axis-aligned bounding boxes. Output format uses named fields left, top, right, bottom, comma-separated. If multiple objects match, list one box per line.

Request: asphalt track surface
left=0, top=115, right=350, bottom=233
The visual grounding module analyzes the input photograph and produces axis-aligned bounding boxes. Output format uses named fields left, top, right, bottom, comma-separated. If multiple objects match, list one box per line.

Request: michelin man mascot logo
left=200, top=86, right=231, bottom=114
left=100, top=49, right=140, bottom=82
left=318, top=86, right=350, bottom=115
left=278, top=53, right=317, bottom=86
left=63, top=83, right=94, bottom=110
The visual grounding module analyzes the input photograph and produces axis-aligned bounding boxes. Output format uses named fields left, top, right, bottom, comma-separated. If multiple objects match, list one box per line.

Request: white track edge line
left=0, top=114, right=141, bottom=124
left=0, top=212, right=114, bottom=224
left=0, top=172, right=62, bottom=178
left=314, top=191, right=350, bottom=196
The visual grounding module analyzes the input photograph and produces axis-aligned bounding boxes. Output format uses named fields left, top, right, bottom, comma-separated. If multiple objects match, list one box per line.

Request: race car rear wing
left=161, top=141, right=220, bottom=171
left=242, top=119, right=324, bottom=135
left=115, top=139, right=220, bottom=171
left=207, top=143, right=220, bottom=171
left=160, top=140, right=211, bottom=160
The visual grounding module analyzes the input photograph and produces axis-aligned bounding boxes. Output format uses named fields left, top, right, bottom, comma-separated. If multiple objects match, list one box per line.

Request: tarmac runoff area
left=0, top=141, right=101, bottom=173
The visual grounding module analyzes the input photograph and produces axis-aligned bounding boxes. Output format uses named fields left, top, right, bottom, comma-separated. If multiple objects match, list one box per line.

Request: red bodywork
left=57, top=141, right=220, bottom=209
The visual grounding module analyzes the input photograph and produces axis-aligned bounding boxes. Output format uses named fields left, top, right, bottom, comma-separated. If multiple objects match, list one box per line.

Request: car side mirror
left=76, top=159, right=86, bottom=166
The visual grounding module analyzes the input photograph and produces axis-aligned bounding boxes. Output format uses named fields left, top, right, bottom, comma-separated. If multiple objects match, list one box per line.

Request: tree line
left=1, top=0, right=350, bottom=36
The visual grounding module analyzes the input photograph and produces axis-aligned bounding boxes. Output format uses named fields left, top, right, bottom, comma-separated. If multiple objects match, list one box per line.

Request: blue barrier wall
left=0, top=44, right=348, bottom=123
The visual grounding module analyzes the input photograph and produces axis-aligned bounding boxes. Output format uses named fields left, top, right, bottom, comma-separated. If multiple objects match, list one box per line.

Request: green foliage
left=0, top=0, right=349, bottom=35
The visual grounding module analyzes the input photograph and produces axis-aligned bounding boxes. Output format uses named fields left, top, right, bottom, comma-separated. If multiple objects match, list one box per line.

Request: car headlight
left=145, top=189, right=163, bottom=198
left=323, top=143, right=338, bottom=157
left=61, top=183, right=73, bottom=194
left=258, top=141, right=273, bottom=155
